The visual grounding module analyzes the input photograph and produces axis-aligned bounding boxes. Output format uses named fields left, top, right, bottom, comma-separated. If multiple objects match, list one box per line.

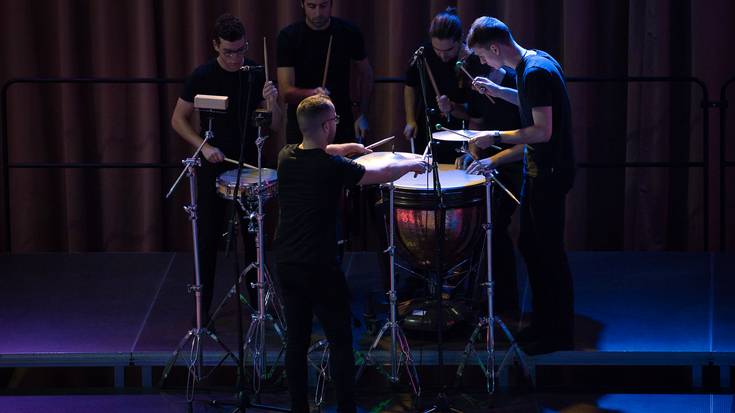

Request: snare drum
left=384, top=165, right=485, bottom=271
left=216, top=168, right=278, bottom=201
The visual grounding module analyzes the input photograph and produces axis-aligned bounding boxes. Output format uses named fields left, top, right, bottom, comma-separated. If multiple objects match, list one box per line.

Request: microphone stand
left=215, top=68, right=288, bottom=413
left=416, top=51, right=460, bottom=413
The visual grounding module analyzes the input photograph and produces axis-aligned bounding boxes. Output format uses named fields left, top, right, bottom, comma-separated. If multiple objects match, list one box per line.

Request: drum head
left=393, top=168, right=485, bottom=191
left=432, top=129, right=482, bottom=142
left=354, top=151, right=423, bottom=169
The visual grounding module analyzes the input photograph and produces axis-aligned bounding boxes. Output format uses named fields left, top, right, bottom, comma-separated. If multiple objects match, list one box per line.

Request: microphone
left=240, top=65, right=265, bottom=72
left=409, top=46, right=424, bottom=66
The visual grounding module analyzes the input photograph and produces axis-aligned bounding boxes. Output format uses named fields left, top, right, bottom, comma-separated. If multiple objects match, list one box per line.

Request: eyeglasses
left=322, top=114, right=340, bottom=126
left=221, top=42, right=249, bottom=58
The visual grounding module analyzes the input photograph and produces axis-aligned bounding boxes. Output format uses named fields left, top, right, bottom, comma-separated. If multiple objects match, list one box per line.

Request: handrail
left=0, top=75, right=714, bottom=252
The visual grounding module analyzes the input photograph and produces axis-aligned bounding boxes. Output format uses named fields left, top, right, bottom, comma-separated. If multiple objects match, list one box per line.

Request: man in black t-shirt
left=456, top=63, right=524, bottom=315
left=277, top=0, right=373, bottom=144
left=171, top=13, right=283, bottom=323
left=403, top=7, right=472, bottom=161
left=466, top=16, right=576, bottom=355
left=275, top=95, right=426, bottom=413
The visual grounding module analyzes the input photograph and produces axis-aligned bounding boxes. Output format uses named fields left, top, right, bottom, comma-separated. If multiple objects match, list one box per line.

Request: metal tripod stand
left=159, top=116, right=239, bottom=400
left=240, top=111, right=288, bottom=395
left=355, top=180, right=421, bottom=396
left=455, top=169, right=531, bottom=394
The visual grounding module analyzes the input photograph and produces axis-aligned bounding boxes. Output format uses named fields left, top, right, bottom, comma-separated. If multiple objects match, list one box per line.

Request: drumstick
left=263, top=37, right=270, bottom=111
left=423, top=57, right=441, bottom=97
left=457, top=62, right=495, bottom=104
left=365, top=135, right=396, bottom=150
left=224, top=157, right=257, bottom=169
left=321, top=35, right=333, bottom=89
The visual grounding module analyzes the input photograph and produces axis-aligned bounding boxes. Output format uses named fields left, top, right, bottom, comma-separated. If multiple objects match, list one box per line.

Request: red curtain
left=1, top=0, right=733, bottom=252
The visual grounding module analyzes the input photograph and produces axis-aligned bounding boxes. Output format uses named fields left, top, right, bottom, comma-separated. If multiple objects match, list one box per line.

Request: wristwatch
left=491, top=130, right=502, bottom=146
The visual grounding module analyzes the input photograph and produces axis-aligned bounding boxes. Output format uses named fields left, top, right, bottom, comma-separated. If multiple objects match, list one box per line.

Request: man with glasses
left=275, top=94, right=427, bottom=413
left=277, top=0, right=373, bottom=144
left=171, top=13, right=282, bottom=325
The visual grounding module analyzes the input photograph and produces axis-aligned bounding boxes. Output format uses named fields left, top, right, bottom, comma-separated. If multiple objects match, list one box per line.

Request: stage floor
left=1, top=251, right=734, bottom=391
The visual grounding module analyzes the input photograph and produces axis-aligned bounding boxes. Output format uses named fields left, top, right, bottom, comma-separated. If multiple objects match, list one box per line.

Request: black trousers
left=517, top=172, right=575, bottom=342
left=196, top=162, right=257, bottom=320
left=276, top=262, right=356, bottom=413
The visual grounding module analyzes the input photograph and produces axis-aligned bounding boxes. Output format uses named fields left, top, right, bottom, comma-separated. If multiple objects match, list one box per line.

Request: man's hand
left=454, top=154, right=474, bottom=170
left=354, top=114, right=369, bottom=142
left=201, top=144, right=224, bottom=163
left=467, top=157, right=495, bottom=175
left=436, top=95, right=453, bottom=114
left=403, top=120, right=417, bottom=140
left=262, top=81, right=278, bottom=107
left=343, top=143, right=372, bottom=157
left=469, top=132, right=494, bottom=149
left=472, top=76, right=502, bottom=98
left=405, top=159, right=429, bottom=175
left=314, top=86, right=330, bottom=96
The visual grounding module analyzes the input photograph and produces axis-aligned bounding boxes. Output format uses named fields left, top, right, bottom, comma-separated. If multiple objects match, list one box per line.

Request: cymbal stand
left=159, top=114, right=239, bottom=400
left=455, top=169, right=530, bottom=394
left=355, top=181, right=421, bottom=396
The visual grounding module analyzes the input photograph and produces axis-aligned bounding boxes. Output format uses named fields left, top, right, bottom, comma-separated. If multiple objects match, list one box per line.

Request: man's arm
left=353, top=57, right=373, bottom=139
left=358, top=159, right=426, bottom=186
left=325, top=143, right=371, bottom=157
left=472, top=77, right=519, bottom=106
left=466, top=144, right=525, bottom=175
left=171, top=98, right=223, bottom=162
left=259, top=80, right=284, bottom=133
left=471, top=106, right=552, bottom=147
left=277, top=67, right=328, bottom=105
left=403, top=85, right=418, bottom=140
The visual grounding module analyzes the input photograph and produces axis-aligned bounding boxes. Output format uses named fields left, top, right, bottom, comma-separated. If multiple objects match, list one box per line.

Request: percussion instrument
left=216, top=168, right=278, bottom=201
left=385, top=165, right=486, bottom=271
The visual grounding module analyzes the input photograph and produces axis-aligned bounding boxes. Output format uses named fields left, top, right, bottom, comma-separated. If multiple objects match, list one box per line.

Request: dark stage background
left=0, top=0, right=733, bottom=253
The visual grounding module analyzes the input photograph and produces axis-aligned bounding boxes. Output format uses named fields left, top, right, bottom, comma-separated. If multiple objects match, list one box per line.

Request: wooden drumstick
left=321, top=35, right=333, bottom=89
left=423, top=57, right=441, bottom=97
left=365, top=135, right=396, bottom=150
left=457, top=63, right=495, bottom=104
left=263, top=37, right=271, bottom=111
left=224, top=157, right=257, bottom=169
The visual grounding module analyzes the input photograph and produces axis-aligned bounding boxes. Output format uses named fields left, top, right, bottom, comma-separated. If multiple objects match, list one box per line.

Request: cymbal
left=353, top=151, right=423, bottom=168
left=432, top=129, right=481, bottom=142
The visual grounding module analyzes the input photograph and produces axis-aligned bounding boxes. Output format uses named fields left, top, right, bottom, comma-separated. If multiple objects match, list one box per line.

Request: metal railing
left=0, top=75, right=725, bottom=252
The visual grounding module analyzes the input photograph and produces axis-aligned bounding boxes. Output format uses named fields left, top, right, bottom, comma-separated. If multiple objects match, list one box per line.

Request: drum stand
left=355, top=181, right=421, bottom=396
left=455, top=170, right=530, bottom=394
left=159, top=116, right=239, bottom=401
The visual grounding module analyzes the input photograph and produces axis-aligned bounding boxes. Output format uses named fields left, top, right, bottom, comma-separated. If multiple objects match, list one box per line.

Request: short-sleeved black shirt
left=277, top=18, right=366, bottom=144
left=516, top=50, right=575, bottom=178
left=181, top=58, right=264, bottom=164
left=275, top=144, right=365, bottom=266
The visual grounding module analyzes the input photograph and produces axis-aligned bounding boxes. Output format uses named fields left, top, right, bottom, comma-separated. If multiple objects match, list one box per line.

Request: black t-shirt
left=405, top=41, right=468, bottom=131
left=277, top=18, right=366, bottom=144
left=516, top=50, right=575, bottom=178
left=181, top=58, right=265, bottom=164
left=275, top=144, right=365, bottom=266
left=466, top=63, right=524, bottom=185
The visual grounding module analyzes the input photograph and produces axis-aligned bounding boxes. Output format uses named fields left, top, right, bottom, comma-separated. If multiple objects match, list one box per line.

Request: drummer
left=170, top=13, right=283, bottom=325
left=455, top=49, right=525, bottom=316
left=275, top=94, right=427, bottom=413
left=402, top=7, right=471, bottom=162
